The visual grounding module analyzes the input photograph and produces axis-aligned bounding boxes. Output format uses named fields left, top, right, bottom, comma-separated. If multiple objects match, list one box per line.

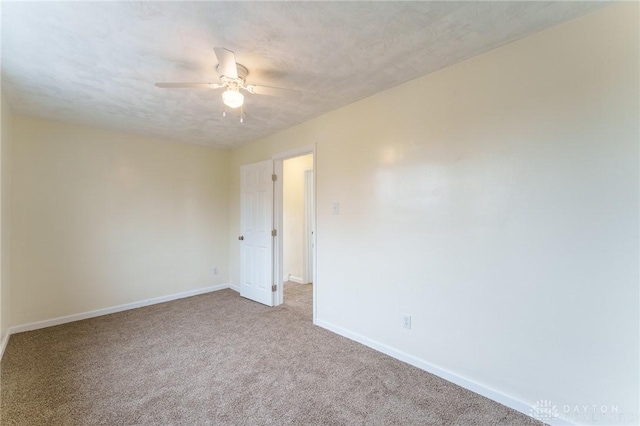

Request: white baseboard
left=287, top=275, right=304, bottom=284
left=0, top=286, right=575, bottom=426
left=9, top=283, right=231, bottom=335
left=314, top=318, right=577, bottom=426
left=0, top=332, right=9, bottom=361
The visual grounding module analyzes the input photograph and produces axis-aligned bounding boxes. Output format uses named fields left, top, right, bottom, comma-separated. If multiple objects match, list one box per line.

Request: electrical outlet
left=213, top=267, right=218, bottom=275
left=403, top=314, right=411, bottom=330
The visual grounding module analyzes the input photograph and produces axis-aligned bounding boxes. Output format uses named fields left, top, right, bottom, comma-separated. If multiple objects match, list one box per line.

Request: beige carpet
left=1, top=282, right=541, bottom=425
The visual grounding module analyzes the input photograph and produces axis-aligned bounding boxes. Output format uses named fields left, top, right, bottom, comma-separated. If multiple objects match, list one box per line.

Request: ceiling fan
left=155, top=47, right=302, bottom=122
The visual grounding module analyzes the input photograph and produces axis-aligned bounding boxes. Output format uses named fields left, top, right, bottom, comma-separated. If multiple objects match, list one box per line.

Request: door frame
left=302, top=169, right=314, bottom=285
left=272, top=144, right=317, bottom=323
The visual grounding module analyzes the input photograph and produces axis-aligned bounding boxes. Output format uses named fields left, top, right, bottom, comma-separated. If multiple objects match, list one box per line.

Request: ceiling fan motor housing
left=217, top=63, right=249, bottom=86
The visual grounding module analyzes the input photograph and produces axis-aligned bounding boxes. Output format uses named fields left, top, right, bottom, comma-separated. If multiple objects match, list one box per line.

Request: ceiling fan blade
left=213, top=47, right=238, bottom=79
left=155, top=83, right=223, bottom=89
left=246, top=84, right=302, bottom=100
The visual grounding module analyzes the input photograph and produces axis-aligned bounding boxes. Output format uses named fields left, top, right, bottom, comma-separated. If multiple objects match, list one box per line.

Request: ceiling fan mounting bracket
left=217, top=63, right=249, bottom=82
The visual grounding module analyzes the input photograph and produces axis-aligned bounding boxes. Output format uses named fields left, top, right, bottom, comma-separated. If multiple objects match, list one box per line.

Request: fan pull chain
left=222, top=102, right=226, bottom=117
left=240, top=105, right=244, bottom=123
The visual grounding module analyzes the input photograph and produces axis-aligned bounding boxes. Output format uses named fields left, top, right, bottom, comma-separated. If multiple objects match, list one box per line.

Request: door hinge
left=272, top=284, right=277, bottom=292
left=272, top=174, right=277, bottom=182
left=271, top=229, right=277, bottom=237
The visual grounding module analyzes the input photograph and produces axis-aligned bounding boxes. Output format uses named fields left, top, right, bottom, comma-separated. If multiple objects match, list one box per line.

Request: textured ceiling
left=1, top=1, right=606, bottom=148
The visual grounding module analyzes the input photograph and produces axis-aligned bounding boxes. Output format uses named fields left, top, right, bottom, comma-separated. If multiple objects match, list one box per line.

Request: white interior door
left=240, top=160, right=274, bottom=306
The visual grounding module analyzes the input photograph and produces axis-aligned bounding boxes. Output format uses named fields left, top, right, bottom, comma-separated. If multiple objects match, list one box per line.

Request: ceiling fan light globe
left=222, top=89, right=244, bottom=109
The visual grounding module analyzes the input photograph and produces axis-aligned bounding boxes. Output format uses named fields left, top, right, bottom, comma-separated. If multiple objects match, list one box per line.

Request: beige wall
left=0, top=92, right=13, bottom=345
left=0, top=3, right=636, bottom=423
left=10, top=116, right=230, bottom=326
left=283, top=154, right=313, bottom=282
left=229, top=4, right=639, bottom=424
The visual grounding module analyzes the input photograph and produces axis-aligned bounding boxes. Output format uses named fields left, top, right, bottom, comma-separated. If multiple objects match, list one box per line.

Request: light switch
left=332, top=202, right=340, bottom=215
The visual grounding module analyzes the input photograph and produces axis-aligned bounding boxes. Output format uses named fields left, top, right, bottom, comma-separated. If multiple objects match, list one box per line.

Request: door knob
left=238, top=236, right=244, bottom=241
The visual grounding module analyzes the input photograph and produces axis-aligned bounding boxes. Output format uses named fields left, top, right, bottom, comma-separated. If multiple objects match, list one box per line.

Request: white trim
left=272, top=145, right=316, bottom=160
left=314, top=318, right=578, bottom=426
left=303, top=169, right=314, bottom=285
left=287, top=275, right=304, bottom=284
left=0, top=332, right=9, bottom=361
left=229, top=283, right=240, bottom=293
left=9, top=284, right=231, bottom=335
left=312, top=150, right=317, bottom=323
left=274, top=158, right=284, bottom=305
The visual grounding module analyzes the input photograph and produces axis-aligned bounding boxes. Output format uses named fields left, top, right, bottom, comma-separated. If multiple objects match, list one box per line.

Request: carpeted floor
left=1, top=282, right=542, bottom=425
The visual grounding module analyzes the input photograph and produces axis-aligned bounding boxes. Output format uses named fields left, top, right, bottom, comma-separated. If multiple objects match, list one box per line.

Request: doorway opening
left=273, top=146, right=316, bottom=322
